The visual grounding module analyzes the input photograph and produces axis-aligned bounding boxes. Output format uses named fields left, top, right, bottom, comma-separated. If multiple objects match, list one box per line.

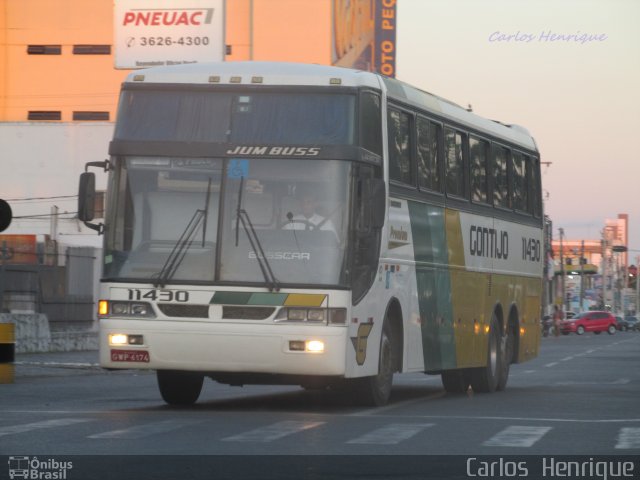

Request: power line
left=6, top=194, right=77, bottom=202
left=14, top=212, right=78, bottom=219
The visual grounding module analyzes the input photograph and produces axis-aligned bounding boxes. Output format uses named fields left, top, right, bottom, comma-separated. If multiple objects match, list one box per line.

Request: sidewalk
left=13, top=349, right=101, bottom=378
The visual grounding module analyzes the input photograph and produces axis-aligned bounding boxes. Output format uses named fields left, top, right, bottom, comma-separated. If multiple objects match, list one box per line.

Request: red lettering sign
left=123, top=10, right=205, bottom=26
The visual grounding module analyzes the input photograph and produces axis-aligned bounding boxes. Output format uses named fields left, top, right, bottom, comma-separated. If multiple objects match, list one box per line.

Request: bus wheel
left=470, top=316, right=500, bottom=393
left=441, top=369, right=470, bottom=394
left=497, top=325, right=514, bottom=391
left=157, top=370, right=204, bottom=406
left=355, top=319, right=396, bottom=406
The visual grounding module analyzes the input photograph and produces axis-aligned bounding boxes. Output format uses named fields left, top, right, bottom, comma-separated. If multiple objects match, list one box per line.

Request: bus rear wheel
left=470, top=316, right=500, bottom=393
left=157, top=370, right=204, bottom=406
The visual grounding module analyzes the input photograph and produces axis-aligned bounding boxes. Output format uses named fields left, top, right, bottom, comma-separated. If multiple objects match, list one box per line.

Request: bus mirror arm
left=85, top=160, right=111, bottom=172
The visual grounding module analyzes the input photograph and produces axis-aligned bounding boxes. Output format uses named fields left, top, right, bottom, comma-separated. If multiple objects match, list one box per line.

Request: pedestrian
left=552, top=305, right=564, bottom=337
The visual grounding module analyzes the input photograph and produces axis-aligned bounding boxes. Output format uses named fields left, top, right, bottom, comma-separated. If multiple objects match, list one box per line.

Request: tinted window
left=388, top=108, right=412, bottom=184
left=416, top=117, right=441, bottom=192
left=360, top=92, right=382, bottom=155
left=493, top=145, right=510, bottom=208
left=444, top=128, right=465, bottom=197
left=512, top=151, right=528, bottom=212
left=470, top=136, right=489, bottom=204
left=531, top=157, right=542, bottom=217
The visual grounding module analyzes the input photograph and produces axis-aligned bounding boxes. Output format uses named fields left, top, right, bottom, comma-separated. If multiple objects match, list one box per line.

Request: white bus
left=79, top=62, right=543, bottom=406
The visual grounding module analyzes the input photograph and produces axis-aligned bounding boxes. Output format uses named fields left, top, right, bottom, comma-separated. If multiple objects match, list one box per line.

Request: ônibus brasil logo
left=8, top=456, right=73, bottom=480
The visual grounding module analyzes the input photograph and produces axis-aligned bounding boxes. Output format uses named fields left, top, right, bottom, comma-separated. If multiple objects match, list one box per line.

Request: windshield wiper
left=235, top=177, right=280, bottom=292
left=154, top=208, right=205, bottom=288
left=155, top=179, right=212, bottom=287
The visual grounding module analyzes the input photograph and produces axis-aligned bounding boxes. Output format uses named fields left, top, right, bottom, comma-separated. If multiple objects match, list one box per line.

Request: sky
left=396, top=0, right=640, bottom=255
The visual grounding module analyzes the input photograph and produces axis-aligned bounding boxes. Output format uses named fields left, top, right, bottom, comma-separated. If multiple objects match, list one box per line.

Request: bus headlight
left=98, top=300, right=155, bottom=318
left=274, top=308, right=346, bottom=325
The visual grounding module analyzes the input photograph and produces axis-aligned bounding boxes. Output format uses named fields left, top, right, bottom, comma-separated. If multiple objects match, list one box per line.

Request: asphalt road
left=2, top=331, right=639, bottom=479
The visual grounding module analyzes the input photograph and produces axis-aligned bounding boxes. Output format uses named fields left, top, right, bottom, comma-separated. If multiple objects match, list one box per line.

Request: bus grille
left=222, top=306, right=276, bottom=320
left=157, top=304, right=210, bottom=318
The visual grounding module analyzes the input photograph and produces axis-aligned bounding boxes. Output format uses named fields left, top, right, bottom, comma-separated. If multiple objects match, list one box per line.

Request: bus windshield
left=114, top=89, right=356, bottom=145
left=103, top=157, right=352, bottom=287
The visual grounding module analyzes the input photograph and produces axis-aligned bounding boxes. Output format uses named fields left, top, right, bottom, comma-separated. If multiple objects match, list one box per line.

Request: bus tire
left=354, top=319, right=396, bottom=406
left=497, top=324, right=514, bottom=391
left=157, top=370, right=204, bottom=406
left=470, top=316, right=500, bottom=393
left=441, top=369, right=470, bottom=394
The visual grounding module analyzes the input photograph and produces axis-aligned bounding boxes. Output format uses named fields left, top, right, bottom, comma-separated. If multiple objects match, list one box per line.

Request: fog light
left=306, top=340, right=324, bottom=353
left=109, top=334, right=128, bottom=346
left=289, top=340, right=305, bottom=351
left=128, top=334, right=144, bottom=345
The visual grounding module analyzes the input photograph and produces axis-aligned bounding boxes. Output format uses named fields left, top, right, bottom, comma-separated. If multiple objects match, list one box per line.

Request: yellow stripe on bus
left=284, top=294, right=327, bottom=307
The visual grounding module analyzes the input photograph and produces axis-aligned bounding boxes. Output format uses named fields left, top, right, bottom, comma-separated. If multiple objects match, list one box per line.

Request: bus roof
left=125, top=61, right=537, bottom=152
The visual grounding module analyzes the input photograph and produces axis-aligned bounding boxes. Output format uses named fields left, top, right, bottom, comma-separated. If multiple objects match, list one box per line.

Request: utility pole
left=559, top=228, right=566, bottom=312
left=579, top=239, right=585, bottom=312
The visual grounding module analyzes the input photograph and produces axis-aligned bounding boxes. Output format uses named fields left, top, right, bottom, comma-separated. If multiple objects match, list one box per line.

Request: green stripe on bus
left=248, top=293, right=288, bottom=305
left=408, top=202, right=457, bottom=371
left=211, top=291, right=252, bottom=305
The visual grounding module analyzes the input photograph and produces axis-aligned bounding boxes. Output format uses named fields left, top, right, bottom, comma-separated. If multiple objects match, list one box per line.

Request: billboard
left=332, top=0, right=396, bottom=77
left=114, top=0, right=225, bottom=69
left=0, top=235, right=37, bottom=265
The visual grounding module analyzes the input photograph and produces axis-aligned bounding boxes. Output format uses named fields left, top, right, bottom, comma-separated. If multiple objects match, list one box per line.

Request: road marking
left=349, top=391, right=446, bottom=417
left=88, top=420, right=198, bottom=439
left=616, top=428, right=640, bottom=449
left=483, top=426, right=551, bottom=447
left=222, top=420, right=324, bottom=442
left=555, top=378, right=630, bottom=386
left=0, top=418, right=93, bottom=437
left=560, top=356, right=574, bottom=361
left=347, top=423, right=434, bottom=445
left=544, top=362, right=558, bottom=367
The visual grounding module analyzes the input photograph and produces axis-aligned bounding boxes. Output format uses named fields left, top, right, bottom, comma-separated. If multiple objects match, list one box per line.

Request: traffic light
left=0, top=199, right=12, bottom=232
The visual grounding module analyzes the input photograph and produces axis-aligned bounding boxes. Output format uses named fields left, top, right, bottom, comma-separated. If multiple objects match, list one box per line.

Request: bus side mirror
left=78, top=172, right=96, bottom=221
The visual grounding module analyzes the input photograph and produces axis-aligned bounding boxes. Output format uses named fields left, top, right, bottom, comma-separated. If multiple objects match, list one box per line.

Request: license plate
left=110, top=349, right=150, bottom=363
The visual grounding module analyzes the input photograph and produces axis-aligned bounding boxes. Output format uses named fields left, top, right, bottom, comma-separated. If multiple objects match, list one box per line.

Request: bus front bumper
left=99, top=319, right=348, bottom=377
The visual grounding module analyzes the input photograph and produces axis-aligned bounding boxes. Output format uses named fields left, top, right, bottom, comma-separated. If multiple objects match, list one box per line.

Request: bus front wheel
left=353, top=319, right=396, bottom=406
left=157, top=370, right=204, bottom=406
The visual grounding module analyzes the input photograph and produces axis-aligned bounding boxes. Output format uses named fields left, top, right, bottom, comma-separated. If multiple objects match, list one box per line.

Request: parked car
left=623, top=315, right=639, bottom=331
left=560, top=311, right=618, bottom=335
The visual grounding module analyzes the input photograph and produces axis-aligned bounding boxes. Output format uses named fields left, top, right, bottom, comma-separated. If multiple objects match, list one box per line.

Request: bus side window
left=512, top=151, right=528, bottom=213
left=470, top=136, right=489, bottom=204
left=360, top=92, right=382, bottom=155
left=493, top=145, right=510, bottom=209
left=444, top=127, right=465, bottom=198
left=531, top=157, right=542, bottom=217
left=417, top=117, right=442, bottom=192
left=387, top=108, right=412, bottom=185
